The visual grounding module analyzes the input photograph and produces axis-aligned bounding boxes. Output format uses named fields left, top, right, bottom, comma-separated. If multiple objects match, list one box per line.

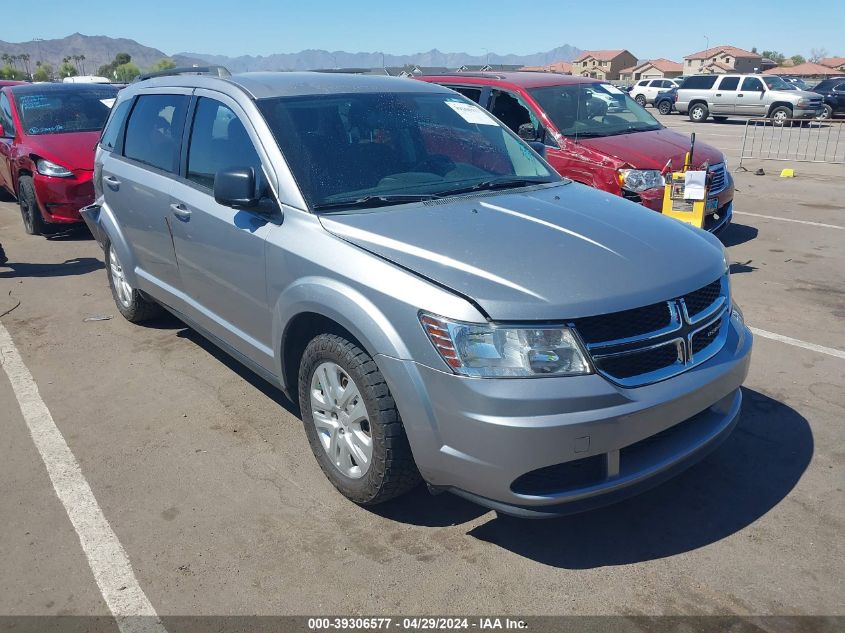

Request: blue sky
left=5, top=0, right=842, bottom=60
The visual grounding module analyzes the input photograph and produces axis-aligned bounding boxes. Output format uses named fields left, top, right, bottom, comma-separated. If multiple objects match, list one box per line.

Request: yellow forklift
left=661, top=133, right=714, bottom=229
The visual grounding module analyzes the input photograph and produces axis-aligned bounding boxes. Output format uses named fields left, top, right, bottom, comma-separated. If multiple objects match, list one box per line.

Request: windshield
left=529, top=83, right=662, bottom=140
left=257, top=92, right=556, bottom=210
left=15, top=87, right=117, bottom=135
left=763, top=76, right=792, bottom=90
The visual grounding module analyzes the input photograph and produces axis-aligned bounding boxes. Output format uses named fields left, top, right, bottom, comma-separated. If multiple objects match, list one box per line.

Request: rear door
left=737, top=77, right=768, bottom=116
left=833, top=82, right=845, bottom=114
left=0, top=91, right=16, bottom=194
left=167, top=92, right=277, bottom=371
left=103, top=89, right=191, bottom=299
left=711, top=76, right=740, bottom=114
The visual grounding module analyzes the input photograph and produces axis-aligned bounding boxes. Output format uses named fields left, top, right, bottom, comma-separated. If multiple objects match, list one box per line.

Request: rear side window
left=0, top=92, right=15, bottom=136
left=741, top=77, right=764, bottom=92
left=186, top=97, right=263, bottom=190
left=637, top=80, right=649, bottom=86
left=99, top=98, right=132, bottom=151
left=718, top=77, right=740, bottom=91
left=124, top=94, right=189, bottom=173
left=835, top=83, right=845, bottom=92
left=681, top=75, right=718, bottom=90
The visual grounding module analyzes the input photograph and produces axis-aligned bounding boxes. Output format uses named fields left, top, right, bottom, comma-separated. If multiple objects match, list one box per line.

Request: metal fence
left=738, top=118, right=845, bottom=168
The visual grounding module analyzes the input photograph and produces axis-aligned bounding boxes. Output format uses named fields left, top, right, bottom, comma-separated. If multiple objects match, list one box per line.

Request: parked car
left=675, top=74, right=824, bottom=125
left=630, top=78, right=681, bottom=106
left=811, top=77, right=845, bottom=119
left=0, top=82, right=118, bottom=234
left=418, top=72, right=734, bottom=233
left=781, top=77, right=812, bottom=91
left=654, top=87, right=678, bottom=115
left=83, top=71, right=752, bottom=517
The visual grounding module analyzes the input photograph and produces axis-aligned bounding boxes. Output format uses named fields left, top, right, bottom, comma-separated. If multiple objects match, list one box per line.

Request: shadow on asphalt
left=721, top=222, right=758, bottom=247
left=464, top=388, right=811, bottom=568
left=0, top=257, right=104, bottom=278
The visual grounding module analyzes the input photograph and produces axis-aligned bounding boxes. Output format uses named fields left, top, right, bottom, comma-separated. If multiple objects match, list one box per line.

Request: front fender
left=273, top=276, right=413, bottom=390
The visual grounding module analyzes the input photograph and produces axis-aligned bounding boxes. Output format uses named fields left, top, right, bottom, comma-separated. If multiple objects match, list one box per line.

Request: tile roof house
left=520, top=61, right=573, bottom=74
left=573, top=49, right=638, bottom=80
left=820, top=57, right=845, bottom=71
left=684, top=45, right=762, bottom=74
left=764, top=62, right=845, bottom=78
left=619, top=58, right=683, bottom=81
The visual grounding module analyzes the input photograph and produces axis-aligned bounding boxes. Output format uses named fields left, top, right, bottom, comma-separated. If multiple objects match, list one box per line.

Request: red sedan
left=0, top=82, right=118, bottom=235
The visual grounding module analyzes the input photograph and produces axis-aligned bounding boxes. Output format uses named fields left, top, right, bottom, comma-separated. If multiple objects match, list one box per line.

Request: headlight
left=617, top=169, right=665, bottom=193
left=420, top=313, right=592, bottom=378
left=36, top=158, right=73, bottom=178
left=797, top=98, right=811, bottom=107
left=722, top=153, right=729, bottom=170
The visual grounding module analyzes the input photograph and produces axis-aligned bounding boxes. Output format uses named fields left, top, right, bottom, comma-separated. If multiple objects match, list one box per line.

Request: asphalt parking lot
left=1, top=115, right=843, bottom=622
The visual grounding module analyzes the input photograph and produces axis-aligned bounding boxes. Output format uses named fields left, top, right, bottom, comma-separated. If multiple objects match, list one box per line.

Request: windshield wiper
left=312, top=194, right=437, bottom=212
left=433, top=177, right=551, bottom=197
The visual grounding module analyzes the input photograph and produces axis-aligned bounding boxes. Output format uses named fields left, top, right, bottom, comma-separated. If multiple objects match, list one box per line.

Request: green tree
left=113, top=62, right=140, bottom=82
left=0, top=65, right=26, bottom=80
left=98, top=53, right=133, bottom=79
left=761, top=50, right=786, bottom=64
left=115, top=53, right=131, bottom=66
left=58, top=61, right=78, bottom=78
left=791, top=54, right=806, bottom=66
left=32, top=63, right=54, bottom=82
left=152, top=58, right=176, bottom=71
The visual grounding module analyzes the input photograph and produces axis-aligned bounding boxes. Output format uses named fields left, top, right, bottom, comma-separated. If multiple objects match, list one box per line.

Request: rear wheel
left=689, top=103, right=709, bottom=122
left=105, top=240, right=163, bottom=322
left=298, top=333, right=421, bottom=505
left=18, top=176, right=45, bottom=236
left=657, top=100, right=672, bottom=115
left=635, top=94, right=647, bottom=106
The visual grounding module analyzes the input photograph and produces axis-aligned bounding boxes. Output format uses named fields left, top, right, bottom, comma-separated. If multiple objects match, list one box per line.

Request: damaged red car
left=0, top=82, right=118, bottom=235
left=418, top=72, right=733, bottom=233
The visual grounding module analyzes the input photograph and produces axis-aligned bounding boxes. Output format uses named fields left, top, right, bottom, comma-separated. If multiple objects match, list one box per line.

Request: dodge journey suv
left=83, top=71, right=752, bottom=517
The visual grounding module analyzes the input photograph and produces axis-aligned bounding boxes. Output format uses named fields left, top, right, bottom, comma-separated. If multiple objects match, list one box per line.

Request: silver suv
left=83, top=72, right=752, bottom=517
left=676, top=73, right=824, bottom=124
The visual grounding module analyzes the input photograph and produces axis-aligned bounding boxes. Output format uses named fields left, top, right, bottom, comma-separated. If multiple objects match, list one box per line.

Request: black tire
left=298, top=333, right=421, bottom=505
left=635, top=94, right=647, bottom=106
left=769, top=106, right=792, bottom=126
left=104, top=239, right=163, bottom=323
left=689, top=103, right=709, bottom=122
left=657, top=100, right=672, bottom=115
left=18, top=176, right=45, bottom=236
left=713, top=116, right=728, bottom=122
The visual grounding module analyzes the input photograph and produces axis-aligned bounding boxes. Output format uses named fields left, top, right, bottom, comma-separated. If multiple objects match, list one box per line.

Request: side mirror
left=517, top=122, right=539, bottom=141
left=214, top=167, right=258, bottom=208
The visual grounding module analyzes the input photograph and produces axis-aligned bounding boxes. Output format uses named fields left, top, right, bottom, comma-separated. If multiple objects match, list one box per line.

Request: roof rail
left=134, top=65, right=232, bottom=83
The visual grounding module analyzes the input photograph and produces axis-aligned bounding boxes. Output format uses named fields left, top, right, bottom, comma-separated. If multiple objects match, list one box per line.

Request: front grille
left=708, top=163, right=727, bottom=194
left=594, top=342, right=680, bottom=379
left=683, top=279, right=722, bottom=318
left=571, top=302, right=672, bottom=345
left=572, top=276, right=728, bottom=387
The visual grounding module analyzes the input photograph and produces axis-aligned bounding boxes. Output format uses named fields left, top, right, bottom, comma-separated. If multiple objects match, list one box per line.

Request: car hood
left=578, top=128, right=725, bottom=171
left=320, top=182, right=726, bottom=321
left=24, top=131, right=100, bottom=172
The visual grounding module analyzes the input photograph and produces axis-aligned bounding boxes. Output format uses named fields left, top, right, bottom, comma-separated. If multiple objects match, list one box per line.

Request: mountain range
left=0, top=33, right=581, bottom=74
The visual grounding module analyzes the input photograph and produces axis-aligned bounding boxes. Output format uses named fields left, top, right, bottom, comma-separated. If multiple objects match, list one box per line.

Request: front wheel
left=299, top=333, right=421, bottom=505
left=105, top=240, right=163, bottom=323
left=657, top=101, right=672, bottom=115
left=770, top=106, right=792, bottom=126
left=635, top=94, right=647, bottom=107
left=18, top=176, right=45, bottom=236
left=689, top=103, right=709, bottom=122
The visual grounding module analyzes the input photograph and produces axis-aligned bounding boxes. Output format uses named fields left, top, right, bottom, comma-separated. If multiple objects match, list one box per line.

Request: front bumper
left=793, top=106, right=823, bottom=119
left=377, top=317, right=752, bottom=517
left=32, top=170, right=94, bottom=224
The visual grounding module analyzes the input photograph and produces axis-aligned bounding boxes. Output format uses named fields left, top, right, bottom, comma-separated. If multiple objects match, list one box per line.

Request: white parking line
left=749, top=326, right=845, bottom=360
left=734, top=211, right=845, bottom=230
left=0, top=321, right=168, bottom=633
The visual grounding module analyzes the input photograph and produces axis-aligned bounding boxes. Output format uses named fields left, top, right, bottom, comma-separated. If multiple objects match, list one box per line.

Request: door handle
left=738, top=94, right=744, bottom=98
left=716, top=93, right=722, bottom=97
left=104, top=175, right=121, bottom=190
left=170, top=203, right=191, bottom=221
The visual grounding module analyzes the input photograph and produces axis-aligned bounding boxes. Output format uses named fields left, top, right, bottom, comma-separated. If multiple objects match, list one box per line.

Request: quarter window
left=123, top=94, right=189, bottom=173
left=99, top=98, right=133, bottom=151
left=187, top=98, right=263, bottom=190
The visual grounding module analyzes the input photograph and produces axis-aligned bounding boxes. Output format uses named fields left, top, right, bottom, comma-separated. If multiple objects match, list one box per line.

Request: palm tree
left=77, top=54, right=86, bottom=75
left=0, top=53, right=10, bottom=68
left=20, top=53, right=31, bottom=79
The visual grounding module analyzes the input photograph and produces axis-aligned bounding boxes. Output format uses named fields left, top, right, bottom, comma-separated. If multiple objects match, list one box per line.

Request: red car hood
left=25, top=131, right=100, bottom=172
left=578, top=128, right=725, bottom=170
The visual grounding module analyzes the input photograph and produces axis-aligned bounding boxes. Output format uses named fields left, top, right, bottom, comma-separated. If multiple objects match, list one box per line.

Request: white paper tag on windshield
left=684, top=170, right=707, bottom=200
left=602, top=84, right=624, bottom=94
left=445, top=100, right=498, bottom=125
left=100, top=98, right=116, bottom=108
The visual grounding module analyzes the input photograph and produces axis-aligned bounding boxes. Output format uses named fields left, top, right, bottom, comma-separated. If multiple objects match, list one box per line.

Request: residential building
left=520, top=61, right=573, bottom=74
left=683, top=46, right=763, bottom=74
left=820, top=57, right=845, bottom=71
left=573, top=49, right=638, bottom=80
left=619, top=58, right=683, bottom=82
left=764, top=62, right=845, bottom=79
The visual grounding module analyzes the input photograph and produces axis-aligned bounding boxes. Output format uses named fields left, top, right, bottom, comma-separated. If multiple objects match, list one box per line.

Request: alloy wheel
left=109, top=245, right=134, bottom=309
left=310, top=361, right=373, bottom=479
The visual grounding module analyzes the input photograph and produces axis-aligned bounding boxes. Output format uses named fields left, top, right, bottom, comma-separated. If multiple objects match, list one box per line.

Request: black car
left=654, top=86, right=678, bottom=115
left=812, top=77, right=845, bottom=119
